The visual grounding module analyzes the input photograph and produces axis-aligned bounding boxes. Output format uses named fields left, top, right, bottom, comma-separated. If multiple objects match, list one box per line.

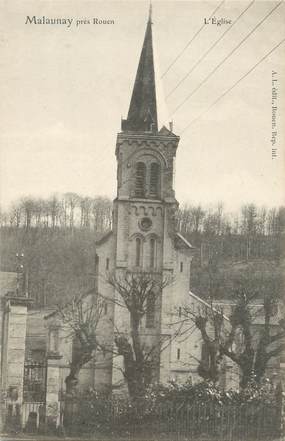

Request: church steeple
left=122, top=6, right=158, bottom=133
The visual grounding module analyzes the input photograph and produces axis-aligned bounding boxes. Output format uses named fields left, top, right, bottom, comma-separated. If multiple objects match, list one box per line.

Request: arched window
left=135, top=162, right=146, bottom=197
left=135, top=237, right=142, bottom=267
left=150, top=238, right=156, bottom=269
left=149, top=162, right=160, bottom=198
left=146, top=292, right=155, bottom=328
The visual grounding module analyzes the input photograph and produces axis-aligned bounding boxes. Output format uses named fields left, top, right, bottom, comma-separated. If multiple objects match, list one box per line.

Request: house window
left=149, top=163, right=160, bottom=198
left=150, top=238, right=156, bottom=269
left=146, top=292, right=155, bottom=328
left=106, top=258, right=110, bottom=270
left=135, top=162, right=146, bottom=197
left=135, top=237, right=142, bottom=267
left=178, top=307, right=182, bottom=318
left=104, top=302, right=108, bottom=315
left=177, top=348, right=181, bottom=360
left=180, top=262, right=183, bottom=272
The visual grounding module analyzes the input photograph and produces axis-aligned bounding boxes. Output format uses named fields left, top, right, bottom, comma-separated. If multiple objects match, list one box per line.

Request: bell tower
left=95, top=7, right=195, bottom=390
left=113, top=9, right=180, bottom=273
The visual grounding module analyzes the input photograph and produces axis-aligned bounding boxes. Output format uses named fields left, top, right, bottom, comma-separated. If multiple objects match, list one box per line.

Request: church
left=94, top=7, right=197, bottom=389
left=44, top=6, right=212, bottom=396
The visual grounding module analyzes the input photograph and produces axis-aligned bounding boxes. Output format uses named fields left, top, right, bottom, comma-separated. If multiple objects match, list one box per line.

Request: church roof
left=174, top=232, right=195, bottom=250
left=95, top=230, right=113, bottom=246
left=121, top=7, right=169, bottom=133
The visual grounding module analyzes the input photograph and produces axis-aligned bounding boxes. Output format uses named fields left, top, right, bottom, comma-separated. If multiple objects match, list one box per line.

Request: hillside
left=0, top=197, right=284, bottom=306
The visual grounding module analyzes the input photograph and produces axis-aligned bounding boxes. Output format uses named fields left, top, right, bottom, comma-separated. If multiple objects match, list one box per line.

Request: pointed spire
left=148, top=2, right=152, bottom=24
left=122, top=7, right=158, bottom=132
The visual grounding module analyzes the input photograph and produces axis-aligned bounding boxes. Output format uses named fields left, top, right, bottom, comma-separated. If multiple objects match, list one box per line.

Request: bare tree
left=220, top=285, right=285, bottom=388
left=92, top=197, right=112, bottom=232
left=186, top=277, right=285, bottom=388
left=241, top=204, right=257, bottom=261
left=20, top=197, right=35, bottom=229
left=184, top=301, right=225, bottom=383
left=33, top=198, right=44, bottom=227
left=48, top=194, right=61, bottom=229
left=9, top=202, right=23, bottom=228
left=56, top=294, right=103, bottom=395
left=64, top=192, right=79, bottom=230
left=106, top=270, right=173, bottom=403
left=79, top=196, right=92, bottom=228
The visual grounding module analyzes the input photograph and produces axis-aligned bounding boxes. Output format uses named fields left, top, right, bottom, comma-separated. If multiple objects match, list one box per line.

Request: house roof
left=189, top=290, right=230, bottom=321
left=212, top=299, right=283, bottom=326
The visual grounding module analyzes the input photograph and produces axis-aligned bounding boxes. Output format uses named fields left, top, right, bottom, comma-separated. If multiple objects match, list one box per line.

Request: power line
left=161, top=0, right=225, bottom=79
left=171, top=1, right=283, bottom=116
left=180, top=36, right=285, bottom=134
left=166, top=0, right=255, bottom=99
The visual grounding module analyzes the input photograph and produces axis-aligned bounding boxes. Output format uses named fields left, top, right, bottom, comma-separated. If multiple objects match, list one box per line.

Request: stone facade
left=95, top=129, right=196, bottom=388
left=0, top=272, right=32, bottom=430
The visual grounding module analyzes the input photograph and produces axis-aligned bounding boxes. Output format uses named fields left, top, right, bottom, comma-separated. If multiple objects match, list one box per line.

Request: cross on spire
left=148, top=2, right=152, bottom=24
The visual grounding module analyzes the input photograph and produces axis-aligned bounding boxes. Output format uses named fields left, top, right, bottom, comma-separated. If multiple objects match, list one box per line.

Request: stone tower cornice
left=115, top=132, right=179, bottom=157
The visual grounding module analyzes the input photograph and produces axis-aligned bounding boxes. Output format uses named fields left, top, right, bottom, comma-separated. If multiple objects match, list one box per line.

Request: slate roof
left=174, top=232, right=195, bottom=250
left=121, top=7, right=171, bottom=134
left=95, top=230, right=113, bottom=246
left=122, top=13, right=157, bottom=132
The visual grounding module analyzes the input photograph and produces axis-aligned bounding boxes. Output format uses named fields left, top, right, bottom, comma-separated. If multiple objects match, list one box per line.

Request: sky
left=0, top=0, right=284, bottom=211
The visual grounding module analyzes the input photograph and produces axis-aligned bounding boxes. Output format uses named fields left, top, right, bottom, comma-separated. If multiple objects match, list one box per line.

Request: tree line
left=177, top=202, right=284, bottom=263
left=0, top=193, right=112, bottom=231
left=1, top=196, right=284, bottom=242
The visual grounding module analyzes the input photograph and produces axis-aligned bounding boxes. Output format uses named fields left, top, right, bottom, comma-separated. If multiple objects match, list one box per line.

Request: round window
left=139, top=217, right=152, bottom=231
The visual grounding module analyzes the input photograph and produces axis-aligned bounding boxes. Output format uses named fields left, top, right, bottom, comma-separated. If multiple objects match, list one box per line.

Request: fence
left=1, top=393, right=282, bottom=439
left=3, top=401, right=46, bottom=433
left=59, top=398, right=283, bottom=440
left=22, top=402, right=46, bottom=431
